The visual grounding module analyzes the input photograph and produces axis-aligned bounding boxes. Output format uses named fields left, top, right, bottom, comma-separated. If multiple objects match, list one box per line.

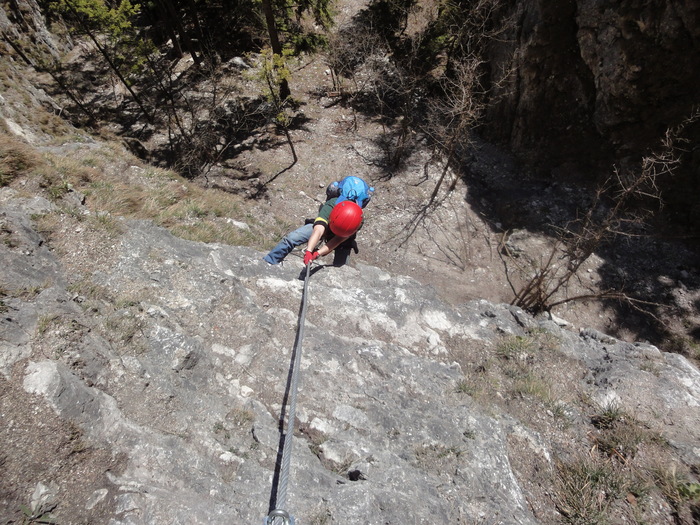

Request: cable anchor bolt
left=264, top=509, right=295, bottom=525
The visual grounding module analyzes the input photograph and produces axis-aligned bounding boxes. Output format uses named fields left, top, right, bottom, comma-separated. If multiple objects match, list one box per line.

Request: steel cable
left=265, top=263, right=312, bottom=525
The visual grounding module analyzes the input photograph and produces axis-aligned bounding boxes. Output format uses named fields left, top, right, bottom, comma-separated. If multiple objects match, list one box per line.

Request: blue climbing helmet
left=326, top=176, right=374, bottom=208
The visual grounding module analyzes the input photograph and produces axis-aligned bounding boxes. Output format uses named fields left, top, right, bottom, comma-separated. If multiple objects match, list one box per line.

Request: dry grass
left=3, top=139, right=269, bottom=248
left=554, top=454, right=627, bottom=524
left=0, top=133, right=41, bottom=186
left=74, top=161, right=263, bottom=246
left=547, top=399, right=697, bottom=524
left=495, top=334, right=535, bottom=360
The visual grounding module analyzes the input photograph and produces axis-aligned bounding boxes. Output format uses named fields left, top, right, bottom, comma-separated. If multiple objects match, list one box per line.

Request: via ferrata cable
left=264, top=261, right=313, bottom=525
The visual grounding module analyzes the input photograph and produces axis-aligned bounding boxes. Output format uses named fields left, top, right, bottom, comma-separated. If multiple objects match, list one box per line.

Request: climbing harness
left=264, top=262, right=313, bottom=525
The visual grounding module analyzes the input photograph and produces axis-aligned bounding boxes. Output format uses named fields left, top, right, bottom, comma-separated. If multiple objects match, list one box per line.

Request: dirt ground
left=202, top=46, right=699, bottom=355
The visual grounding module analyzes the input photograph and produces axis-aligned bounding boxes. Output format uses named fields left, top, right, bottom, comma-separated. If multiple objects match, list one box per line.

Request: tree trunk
left=155, top=0, right=183, bottom=59
left=159, top=0, right=202, bottom=65
left=260, top=0, right=291, bottom=100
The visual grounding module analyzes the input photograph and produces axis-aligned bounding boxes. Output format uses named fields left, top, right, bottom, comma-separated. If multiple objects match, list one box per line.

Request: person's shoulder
left=315, top=198, right=336, bottom=221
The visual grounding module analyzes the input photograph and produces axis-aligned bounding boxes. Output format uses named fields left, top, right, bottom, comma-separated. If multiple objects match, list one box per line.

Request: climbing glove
left=304, top=250, right=319, bottom=265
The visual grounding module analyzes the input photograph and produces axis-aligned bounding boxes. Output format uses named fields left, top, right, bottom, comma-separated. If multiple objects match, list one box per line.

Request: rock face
left=2, top=189, right=700, bottom=524
left=0, top=0, right=63, bottom=60
left=484, top=0, right=700, bottom=173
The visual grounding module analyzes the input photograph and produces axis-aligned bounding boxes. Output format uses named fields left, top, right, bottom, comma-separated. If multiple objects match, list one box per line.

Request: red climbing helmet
left=329, top=201, right=363, bottom=237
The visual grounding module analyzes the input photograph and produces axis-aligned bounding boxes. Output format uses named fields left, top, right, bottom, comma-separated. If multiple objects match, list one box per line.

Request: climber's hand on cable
left=304, top=250, right=319, bottom=265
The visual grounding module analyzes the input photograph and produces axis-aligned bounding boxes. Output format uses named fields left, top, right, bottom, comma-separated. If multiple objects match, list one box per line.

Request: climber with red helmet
left=263, top=177, right=372, bottom=267
left=302, top=200, right=363, bottom=265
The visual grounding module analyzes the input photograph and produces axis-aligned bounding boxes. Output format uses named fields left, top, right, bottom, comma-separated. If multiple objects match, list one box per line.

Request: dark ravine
left=484, top=0, right=700, bottom=173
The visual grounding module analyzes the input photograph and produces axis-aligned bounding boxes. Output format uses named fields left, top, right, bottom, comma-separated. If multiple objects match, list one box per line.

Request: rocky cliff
left=485, top=0, right=700, bottom=178
left=2, top=181, right=699, bottom=524
left=1, top=1, right=700, bottom=522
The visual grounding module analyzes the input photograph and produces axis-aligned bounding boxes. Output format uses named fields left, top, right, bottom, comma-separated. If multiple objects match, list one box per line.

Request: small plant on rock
left=495, top=335, right=534, bottom=360
left=19, top=503, right=58, bottom=524
left=647, top=462, right=700, bottom=519
left=591, top=400, right=626, bottom=430
left=554, top=455, right=626, bottom=524
left=454, top=378, right=476, bottom=395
